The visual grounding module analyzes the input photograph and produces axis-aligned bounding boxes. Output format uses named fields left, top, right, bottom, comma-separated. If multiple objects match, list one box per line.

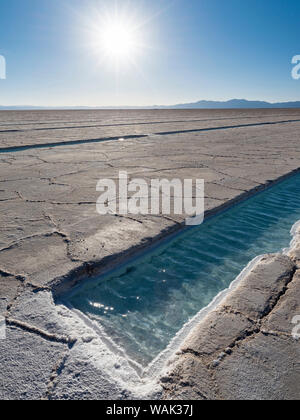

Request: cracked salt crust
left=9, top=217, right=296, bottom=399
left=1, top=109, right=300, bottom=399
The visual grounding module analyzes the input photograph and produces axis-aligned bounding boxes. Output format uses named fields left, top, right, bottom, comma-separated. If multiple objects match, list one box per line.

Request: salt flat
left=0, top=109, right=300, bottom=400
left=0, top=108, right=300, bottom=150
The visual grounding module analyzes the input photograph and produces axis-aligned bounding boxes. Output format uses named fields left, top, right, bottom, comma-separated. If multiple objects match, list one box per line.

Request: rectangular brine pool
left=66, top=173, right=300, bottom=367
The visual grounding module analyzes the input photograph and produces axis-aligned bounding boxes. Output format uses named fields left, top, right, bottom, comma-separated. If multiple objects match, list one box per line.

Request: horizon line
left=1, top=98, right=300, bottom=110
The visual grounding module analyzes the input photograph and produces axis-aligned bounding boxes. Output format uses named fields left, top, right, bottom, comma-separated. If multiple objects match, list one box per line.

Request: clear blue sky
left=0, top=0, right=299, bottom=106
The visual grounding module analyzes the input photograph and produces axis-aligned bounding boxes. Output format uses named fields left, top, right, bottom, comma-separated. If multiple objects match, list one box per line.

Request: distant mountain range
left=168, top=99, right=300, bottom=109
left=1, top=99, right=300, bottom=110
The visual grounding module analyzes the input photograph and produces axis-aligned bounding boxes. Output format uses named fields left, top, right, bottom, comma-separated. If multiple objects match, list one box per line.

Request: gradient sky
left=0, top=0, right=299, bottom=106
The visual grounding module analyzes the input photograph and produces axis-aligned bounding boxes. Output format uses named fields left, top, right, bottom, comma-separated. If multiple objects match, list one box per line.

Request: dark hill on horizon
left=166, top=99, right=300, bottom=109
left=1, top=99, right=300, bottom=110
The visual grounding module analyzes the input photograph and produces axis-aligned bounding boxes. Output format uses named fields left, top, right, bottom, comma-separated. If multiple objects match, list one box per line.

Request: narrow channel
left=67, top=172, right=300, bottom=367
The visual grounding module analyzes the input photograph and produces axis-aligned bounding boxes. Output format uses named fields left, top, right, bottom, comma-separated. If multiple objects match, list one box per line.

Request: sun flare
left=101, top=21, right=136, bottom=59
left=90, top=12, right=142, bottom=66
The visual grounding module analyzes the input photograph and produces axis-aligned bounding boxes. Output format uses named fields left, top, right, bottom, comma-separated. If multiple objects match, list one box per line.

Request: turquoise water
left=69, top=173, right=300, bottom=366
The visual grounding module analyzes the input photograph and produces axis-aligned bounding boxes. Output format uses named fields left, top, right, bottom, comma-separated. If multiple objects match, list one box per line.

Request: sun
left=101, top=20, right=137, bottom=60
left=83, top=3, right=152, bottom=72
left=89, top=12, right=142, bottom=66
